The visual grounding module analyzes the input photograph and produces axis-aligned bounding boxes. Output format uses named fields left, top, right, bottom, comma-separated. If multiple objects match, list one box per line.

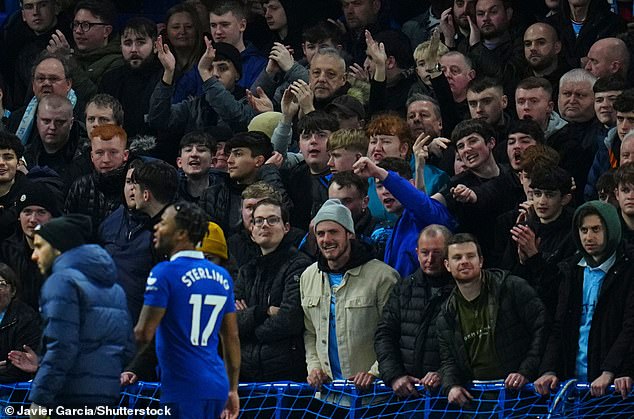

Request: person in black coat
left=234, top=197, right=312, bottom=382
left=535, top=201, right=634, bottom=399
left=437, top=234, right=546, bottom=406
left=374, top=225, right=454, bottom=397
left=99, top=17, right=162, bottom=139
left=546, top=0, right=626, bottom=71
left=0, top=263, right=42, bottom=384
left=0, top=181, right=62, bottom=311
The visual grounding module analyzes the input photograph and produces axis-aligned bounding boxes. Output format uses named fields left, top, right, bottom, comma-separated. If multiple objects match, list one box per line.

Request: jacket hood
left=75, top=37, right=122, bottom=60
left=545, top=111, right=568, bottom=139
left=572, top=200, right=622, bottom=267
left=52, top=244, right=117, bottom=286
left=604, top=127, right=618, bottom=149
left=317, top=239, right=373, bottom=274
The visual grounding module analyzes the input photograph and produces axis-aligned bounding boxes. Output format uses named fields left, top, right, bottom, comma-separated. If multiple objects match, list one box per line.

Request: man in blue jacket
left=353, top=156, right=456, bottom=277
left=29, top=214, right=134, bottom=418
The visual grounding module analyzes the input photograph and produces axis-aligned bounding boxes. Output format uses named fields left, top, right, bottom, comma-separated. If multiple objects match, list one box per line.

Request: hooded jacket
left=300, top=240, right=400, bottom=379
left=238, top=42, right=267, bottom=90
left=540, top=201, right=634, bottom=381
left=544, top=111, right=568, bottom=140
left=29, top=244, right=134, bottom=407
left=72, top=39, right=125, bottom=101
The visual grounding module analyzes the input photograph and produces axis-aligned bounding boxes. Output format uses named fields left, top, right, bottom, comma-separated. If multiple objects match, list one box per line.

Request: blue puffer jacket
left=29, top=244, right=135, bottom=407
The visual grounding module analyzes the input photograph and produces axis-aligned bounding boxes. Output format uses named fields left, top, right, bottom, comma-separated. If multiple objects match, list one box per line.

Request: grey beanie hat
left=312, top=199, right=355, bottom=234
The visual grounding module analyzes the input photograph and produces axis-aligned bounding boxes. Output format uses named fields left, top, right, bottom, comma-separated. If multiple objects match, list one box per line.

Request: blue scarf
left=16, top=89, right=78, bottom=145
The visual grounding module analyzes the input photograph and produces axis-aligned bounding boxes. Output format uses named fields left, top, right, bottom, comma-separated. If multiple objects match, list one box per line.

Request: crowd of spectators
left=0, top=0, right=634, bottom=413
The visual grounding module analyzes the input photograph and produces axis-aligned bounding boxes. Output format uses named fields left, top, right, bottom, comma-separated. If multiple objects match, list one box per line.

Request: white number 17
left=189, top=294, right=227, bottom=346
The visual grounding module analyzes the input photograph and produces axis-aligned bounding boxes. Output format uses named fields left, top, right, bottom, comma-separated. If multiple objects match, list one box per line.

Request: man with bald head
left=467, top=0, right=525, bottom=95
left=23, top=94, right=88, bottom=187
left=584, top=38, right=630, bottom=79
left=522, top=22, right=568, bottom=100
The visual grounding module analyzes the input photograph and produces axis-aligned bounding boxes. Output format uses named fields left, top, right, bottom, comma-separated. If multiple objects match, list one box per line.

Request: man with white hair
left=548, top=68, right=600, bottom=202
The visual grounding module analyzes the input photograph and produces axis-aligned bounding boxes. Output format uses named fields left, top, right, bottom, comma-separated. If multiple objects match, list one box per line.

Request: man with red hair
left=65, top=124, right=132, bottom=231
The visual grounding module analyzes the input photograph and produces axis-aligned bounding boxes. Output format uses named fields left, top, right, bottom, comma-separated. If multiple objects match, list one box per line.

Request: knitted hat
left=196, top=221, right=228, bottom=260
left=214, top=42, right=242, bottom=78
left=34, top=214, right=92, bottom=252
left=248, top=112, right=283, bottom=139
left=312, top=199, right=355, bottom=234
left=16, top=182, right=62, bottom=216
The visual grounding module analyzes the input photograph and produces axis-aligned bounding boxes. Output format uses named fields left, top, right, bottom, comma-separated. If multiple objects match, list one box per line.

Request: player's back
left=145, top=252, right=235, bottom=403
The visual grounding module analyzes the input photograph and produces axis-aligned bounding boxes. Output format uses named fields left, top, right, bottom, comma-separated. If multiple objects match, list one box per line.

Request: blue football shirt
left=144, top=250, right=235, bottom=403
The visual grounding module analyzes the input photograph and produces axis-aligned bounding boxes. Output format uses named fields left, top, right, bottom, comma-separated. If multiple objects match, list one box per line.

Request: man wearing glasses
left=10, top=0, right=71, bottom=105
left=234, top=197, right=312, bottom=382
left=46, top=0, right=123, bottom=101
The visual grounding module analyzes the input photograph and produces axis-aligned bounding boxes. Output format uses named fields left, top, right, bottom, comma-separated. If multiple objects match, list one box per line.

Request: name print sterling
left=181, top=267, right=230, bottom=289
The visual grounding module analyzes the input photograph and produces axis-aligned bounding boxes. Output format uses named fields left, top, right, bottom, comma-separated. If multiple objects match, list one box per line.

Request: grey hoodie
left=544, top=111, right=568, bottom=139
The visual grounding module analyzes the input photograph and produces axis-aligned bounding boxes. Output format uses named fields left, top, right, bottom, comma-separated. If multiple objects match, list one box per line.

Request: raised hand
left=156, top=35, right=176, bottom=85
left=413, top=133, right=432, bottom=164
left=289, top=79, right=315, bottom=115
left=269, top=43, right=294, bottom=72
left=47, top=29, right=71, bottom=54
left=428, top=137, right=451, bottom=157
left=246, top=87, right=274, bottom=113
left=467, top=15, right=480, bottom=46
left=281, top=87, right=300, bottom=122
left=510, top=223, right=540, bottom=263
left=423, top=28, right=441, bottom=70
left=365, top=30, right=387, bottom=81
left=348, top=63, right=370, bottom=83
left=353, top=156, right=387, bottom=181
left=198, top=36, right=216, bottom=82
left=265, top=151, right=284, bottom=168
left=439, top=8, right=456, bottom=47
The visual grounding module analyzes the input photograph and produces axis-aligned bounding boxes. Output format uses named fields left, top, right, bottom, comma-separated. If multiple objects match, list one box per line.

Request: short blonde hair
left=327, top=129, right=369, bottom=154
left=413, top=41, right=449, bottom=63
